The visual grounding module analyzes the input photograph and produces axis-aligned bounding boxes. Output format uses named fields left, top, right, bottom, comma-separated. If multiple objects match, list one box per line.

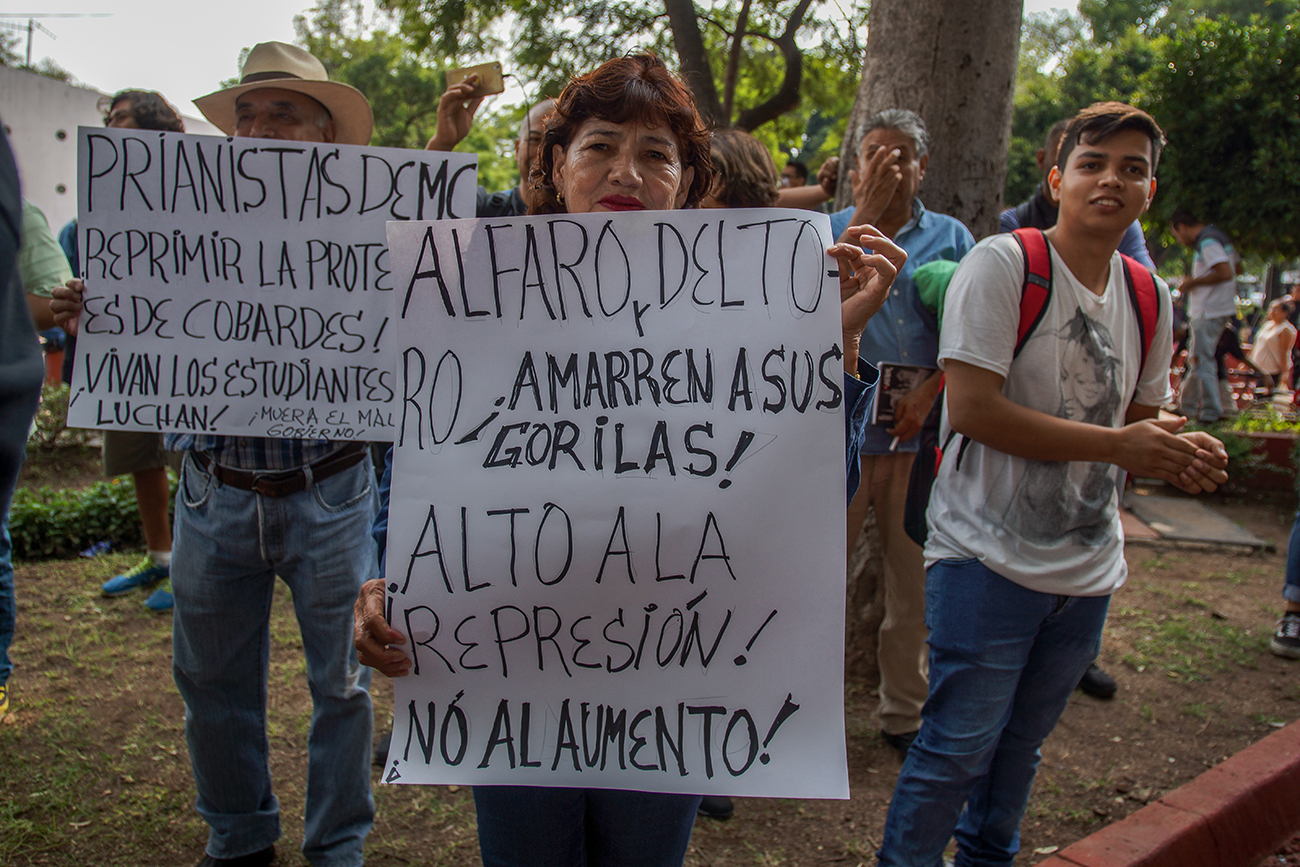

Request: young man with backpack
left=999, top=115, right=1164, bottom=703
left=876, top=102, right=1229, bottom=867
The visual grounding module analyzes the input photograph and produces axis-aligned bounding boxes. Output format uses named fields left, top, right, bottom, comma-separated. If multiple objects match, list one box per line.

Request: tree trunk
left=845, top=510, right=886, bottom=685
left=838, top=0, right=1022, bottom=680
left=664, top=0, right=723, bottom=124
left=834, top=0, right=1024, bottom=239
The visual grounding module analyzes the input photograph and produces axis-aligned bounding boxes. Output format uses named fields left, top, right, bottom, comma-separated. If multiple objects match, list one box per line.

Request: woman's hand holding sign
left=830, top=224, right=906, bottom=374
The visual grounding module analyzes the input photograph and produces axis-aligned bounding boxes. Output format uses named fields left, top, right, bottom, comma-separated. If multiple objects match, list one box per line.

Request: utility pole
left=0, top=13, right=110, bottom=68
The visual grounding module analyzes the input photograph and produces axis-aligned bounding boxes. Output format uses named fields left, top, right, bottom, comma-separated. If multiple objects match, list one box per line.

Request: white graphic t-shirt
left=924, top=234, right=1172, bottom=596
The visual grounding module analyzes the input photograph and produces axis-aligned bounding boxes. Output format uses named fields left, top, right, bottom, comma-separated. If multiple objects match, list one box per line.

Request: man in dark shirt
left=54, top=43, right=380, bottom=867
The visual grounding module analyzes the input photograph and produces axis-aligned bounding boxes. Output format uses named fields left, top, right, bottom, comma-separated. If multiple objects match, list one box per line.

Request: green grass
left=1139, top=553, right=1190, bottom=571
left=2, top=554, right=497, bottom=866
left=841, top=839, right=875, bottom=860
left=0, top=705, right=201, bottom=864
left=1071, top=762, right=1118, bottom=792
left=1116, top=605, right=1266, bottom=682
left=741, top=842, right=787, bottom=867
left=1180, top=701, right=1222, bottom=720
left=1061, top=807, right=1102, bottom=826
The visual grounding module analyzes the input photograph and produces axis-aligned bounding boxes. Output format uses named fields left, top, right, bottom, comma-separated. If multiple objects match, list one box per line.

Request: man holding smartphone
left=425, top=68, right=554, bottom=217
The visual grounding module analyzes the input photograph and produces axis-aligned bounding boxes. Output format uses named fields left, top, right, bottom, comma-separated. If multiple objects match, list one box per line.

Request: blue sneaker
left=101, top=556, right=169, bottom=597
left=143, top=580, right=174, bottom=613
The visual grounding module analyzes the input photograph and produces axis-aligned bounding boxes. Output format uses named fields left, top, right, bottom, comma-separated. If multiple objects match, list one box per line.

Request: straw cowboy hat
left=194, top=42, right=373, bottom=146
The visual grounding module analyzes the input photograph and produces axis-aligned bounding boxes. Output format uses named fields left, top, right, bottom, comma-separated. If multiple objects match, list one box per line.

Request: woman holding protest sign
left=355, top=52, right=903, bottom=867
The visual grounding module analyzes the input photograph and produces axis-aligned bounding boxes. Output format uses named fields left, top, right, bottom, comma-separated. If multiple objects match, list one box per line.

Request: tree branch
left=733, top=0, right=815, bottom=131
left=722, top=0, right=753, bottom=125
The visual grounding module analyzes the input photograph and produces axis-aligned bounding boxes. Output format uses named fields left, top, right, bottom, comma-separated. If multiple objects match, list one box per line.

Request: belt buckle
left=251, top=470, right=302, bottom=498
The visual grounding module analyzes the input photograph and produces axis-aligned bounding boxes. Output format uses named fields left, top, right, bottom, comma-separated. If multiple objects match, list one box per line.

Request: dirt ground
left=4, top=447, right=1300, bottom=866
left=17, top=443, right=102, bottom=491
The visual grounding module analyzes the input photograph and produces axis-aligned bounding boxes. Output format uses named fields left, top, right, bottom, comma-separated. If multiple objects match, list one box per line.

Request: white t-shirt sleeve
left=938, top=236, right=1024, bottom=378
left=1196, top=237, right=1230, bottom=273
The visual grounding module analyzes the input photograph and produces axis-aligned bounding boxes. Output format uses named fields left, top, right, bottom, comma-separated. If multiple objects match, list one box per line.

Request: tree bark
left=837, top=0, right=1022, bottom=680
left=664, top=0, right=723, bottom=124
left=835, top=0, right=1024, bottom=238
left=845, top=511, right=886, bottom=685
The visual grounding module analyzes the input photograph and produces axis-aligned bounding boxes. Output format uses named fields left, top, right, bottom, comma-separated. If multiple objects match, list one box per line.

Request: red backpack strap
left=1011, top=228, right=1053, bottom=358
left=1119, top=253, right=1159, bottom=371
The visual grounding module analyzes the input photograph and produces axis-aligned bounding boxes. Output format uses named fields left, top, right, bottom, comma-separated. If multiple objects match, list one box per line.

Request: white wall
left=0, top=66, right=218, bottom=233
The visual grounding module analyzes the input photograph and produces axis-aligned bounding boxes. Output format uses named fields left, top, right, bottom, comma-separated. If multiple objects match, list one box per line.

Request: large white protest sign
left=65, top=127, right=475, bottom=438
left=382, top=209, right=850, bottom=798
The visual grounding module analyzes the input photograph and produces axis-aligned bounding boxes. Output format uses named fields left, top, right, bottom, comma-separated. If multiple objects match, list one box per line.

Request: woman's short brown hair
left=531, top=53, right=713, bottom=214
left=709, top=128, right=779, bottom=209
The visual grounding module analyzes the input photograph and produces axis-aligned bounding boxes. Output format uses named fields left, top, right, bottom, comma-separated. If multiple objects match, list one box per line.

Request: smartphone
left=446, top=61, right=506, bottom=99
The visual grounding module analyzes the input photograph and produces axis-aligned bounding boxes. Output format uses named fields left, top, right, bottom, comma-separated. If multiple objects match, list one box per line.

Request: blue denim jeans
left=1285, top=511, right=1300, bottom=605
left=0, top=374, right=37, bottom=691
left=878, top=559, right=1110, bottom=867
left=1188, top=315, right=1231, bottom=422
left=473, top=786, right=702, bottom=867
left=0, top=520, right=13, bottom=688
left=171, top=452, right=378, bottom=866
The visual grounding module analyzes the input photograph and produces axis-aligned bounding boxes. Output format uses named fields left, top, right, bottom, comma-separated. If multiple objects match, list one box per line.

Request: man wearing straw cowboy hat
left=52, top=49, right=380, bottom=866
left=181, top=42, right=375, bottom=867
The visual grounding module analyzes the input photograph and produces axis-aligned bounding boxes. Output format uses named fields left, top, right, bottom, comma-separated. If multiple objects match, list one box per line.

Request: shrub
left=27, top=382, right=92, bottom=452
left=1227, top=406, right=1300, bottom=434
left=1185, top=421, right=1264, bottom=484
left=8, top=476, right=176, bottom=560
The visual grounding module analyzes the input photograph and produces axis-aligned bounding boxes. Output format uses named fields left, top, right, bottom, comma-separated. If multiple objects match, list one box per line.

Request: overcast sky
left=9, top=1, right=1078, bottom=120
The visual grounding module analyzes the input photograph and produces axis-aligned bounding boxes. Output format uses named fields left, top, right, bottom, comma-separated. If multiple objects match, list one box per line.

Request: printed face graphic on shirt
left=1057, top=308, right=1122, bottom=425
left=988, top=307, right=1123, bottom=547
left=1062, top=358, right=1106, bottom=419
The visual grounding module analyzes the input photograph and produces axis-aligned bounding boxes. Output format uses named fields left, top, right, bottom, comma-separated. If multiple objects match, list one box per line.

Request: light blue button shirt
left=830, top=199, right=975, bottom=454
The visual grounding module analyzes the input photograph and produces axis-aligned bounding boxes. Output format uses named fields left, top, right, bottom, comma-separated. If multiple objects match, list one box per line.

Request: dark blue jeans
left=0, top=373, right=38, bottom=690
left=878, top=558, right=1110, bottom=867
left=473, top=786, right=701, bottom=867
left=0, top=520, right=13, bottom=687
left=1285, top=511, right=1300, bottom=605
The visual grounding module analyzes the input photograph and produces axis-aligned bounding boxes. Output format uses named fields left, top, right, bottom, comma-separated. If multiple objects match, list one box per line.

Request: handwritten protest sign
left=65, top=127, right=475, bottom=438
left=382, top=209, right=850, bottom=798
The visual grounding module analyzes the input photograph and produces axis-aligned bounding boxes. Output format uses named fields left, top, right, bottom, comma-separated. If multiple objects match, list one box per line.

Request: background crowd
left=0, top=25, right=1291, bottom=867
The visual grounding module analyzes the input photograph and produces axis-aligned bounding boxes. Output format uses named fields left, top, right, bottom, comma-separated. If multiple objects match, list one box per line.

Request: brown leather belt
left=192, top=442, right=367, bottom=498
